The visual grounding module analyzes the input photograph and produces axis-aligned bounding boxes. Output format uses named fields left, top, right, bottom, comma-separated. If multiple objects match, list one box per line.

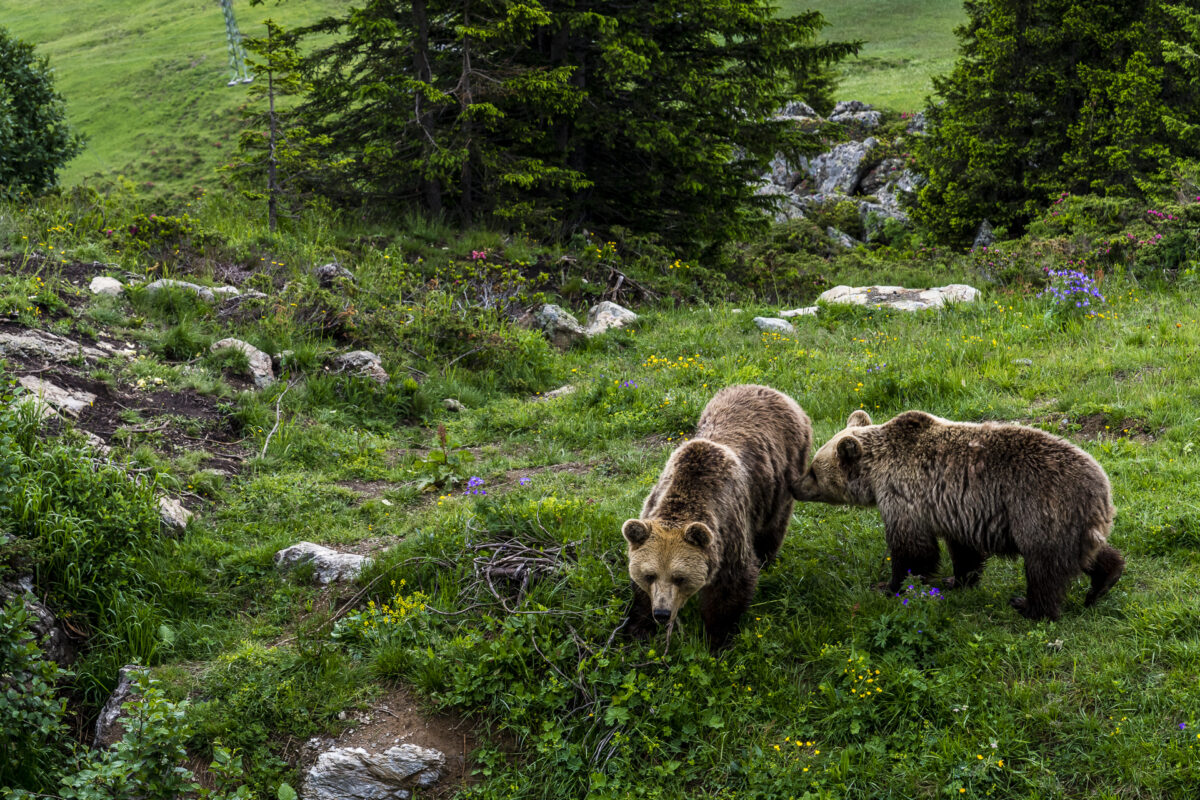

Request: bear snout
left=652, top=607, right=673, bottom=624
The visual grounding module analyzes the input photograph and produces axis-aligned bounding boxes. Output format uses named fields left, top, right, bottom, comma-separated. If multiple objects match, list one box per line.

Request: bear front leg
left=623, top=582, right=657, bottom=639
left=946, top=539, right=986, bottom=589
left=882, top=519, right=940, bottom=594
left=700, top=570, right=757, bottom=651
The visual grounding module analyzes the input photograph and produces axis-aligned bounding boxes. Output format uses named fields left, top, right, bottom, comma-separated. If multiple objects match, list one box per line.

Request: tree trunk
left=412, top=0, right=442, bottom=214
left=267, top=25, right=278, bottom=233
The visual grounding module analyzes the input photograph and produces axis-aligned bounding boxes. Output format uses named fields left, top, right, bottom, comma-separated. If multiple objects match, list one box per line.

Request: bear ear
left=622, top=519, right=651, bottom=548
left=847, top=409, right=872, bottom=428
left=836, top=435, right=863, bottom=465
left=683, top=522, right=713, bottom=549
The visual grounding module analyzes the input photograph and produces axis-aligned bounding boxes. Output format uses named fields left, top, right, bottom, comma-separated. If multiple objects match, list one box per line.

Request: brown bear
left=794, top=409, right=1124, bottom=621
left=623, top=384, right=812, bottom=648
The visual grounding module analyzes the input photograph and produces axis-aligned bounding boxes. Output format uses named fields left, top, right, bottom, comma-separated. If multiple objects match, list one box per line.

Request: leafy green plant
left=408, top=424, right=475, bottom=492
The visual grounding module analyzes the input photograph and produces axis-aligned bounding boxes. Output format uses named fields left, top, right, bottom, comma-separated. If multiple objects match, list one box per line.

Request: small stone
left=730, top=308, right=743, bottom=314
left=89, top=276, right=124, bottom=296
left=443, top=398, right=466, bottom=412
left=532, top=384, right=576, bottom=402
left=314, top=263, right=355, bottom=288
left=940, top=284, right=981, bottom=304
left=209, top=286, right=240, bottom=298
left=274, top=542, right=371, bottom=584
left=159, top=496, right=193, bottom=532
left=0, top=577, right=74, bottom=665
left=1012, top=358, right=1033, bottom=366
left=753, top=317, right=796, bottom=334
left=779, top=306, right=819, bottom=318
left=211, top=338, right=276, bottom=389
left=332, top=350, right=389, bottom=386
left=585, top=301, right=638, bottom=336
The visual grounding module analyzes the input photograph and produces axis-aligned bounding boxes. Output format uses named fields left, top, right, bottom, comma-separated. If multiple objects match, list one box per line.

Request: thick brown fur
left=624, top=385, right=812, bottom=649
left=795, top=410, right=1123, bottom=621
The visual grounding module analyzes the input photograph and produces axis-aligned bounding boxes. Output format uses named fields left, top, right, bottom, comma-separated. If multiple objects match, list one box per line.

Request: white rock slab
left=302, top=745, right=445, bottom=800
left=275, top=542, right=371, bottom=584
left=89, top=276, right=125, bottom=296
left=211, top=337, right=276, bottom=389
left=17, top=375, right=96, bottom=417
left=753, top=317, right=796, bottom=334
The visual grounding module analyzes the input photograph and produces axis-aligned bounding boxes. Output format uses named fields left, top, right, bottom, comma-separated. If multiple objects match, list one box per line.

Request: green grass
left=790, top=0, right=966, bottom=110
left=0, top=0, right=349, bottom=195
left=7, top=186, right=1200, bottom=796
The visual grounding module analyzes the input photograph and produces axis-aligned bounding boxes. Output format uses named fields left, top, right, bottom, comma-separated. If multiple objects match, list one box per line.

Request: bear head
left=622, top=518, right=714, bottom=626
left=794, top=409, right=875, bottom=506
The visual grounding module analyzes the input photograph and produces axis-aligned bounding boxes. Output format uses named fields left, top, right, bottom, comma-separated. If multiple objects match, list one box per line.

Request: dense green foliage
left=291, top=0, right=857, bottom=250
left=915, top=0, right=1200, bottom=244
left=0, top=26, right=82, bottom=195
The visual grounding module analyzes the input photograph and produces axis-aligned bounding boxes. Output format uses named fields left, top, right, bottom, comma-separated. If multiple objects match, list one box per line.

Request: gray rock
left=89, top=276, right=125, bottom=297
left=533, top=304, right=587, bottom=350
left=779, top=100, right=818, bottom=118
left=211, top=337, right=276, bottom=389
left=532, top=384, right=576, bottom=402
left=905, top=112, right=927, bottom=134
left=859, top=201, right=908, bottom=241
left=159, top=496, right=194, bottom=532
left=826, top=227, right=857, bottom=250
left=808, top=138, right=878, bottom=195
left=332, top=350, right=389, bottom=386
left=144, top=279, right=215, bottom=303
left=17, top=376, right=96, bottom=418
left=859, top=158, right=906, bottom=195
left=817, top=284, right=981, bottom=311
left=217, top=290, right=269, bottom=320
left=585, top=301, right=638, bottom=336
left=829, top=101, right=881, bottom=128
left=302, top=744, right=445, bottom=800
left=779, top=306, right=819, bottom=318
left=1012, top=358, right=1033, bottom=366
left=94, top=666, right=147, bottom=748
left=314, top=263, right=355, bottom=288
left=754, top=182, right=807, bottom=223
left=0, top=577, right=75, bottom=665
left=0, top=329, right=107, bottom=362
left=274, top=542, right=371, bottom=585
left=443, top=398, right=466, bottom=412
left=752, top=317, right=796, bottom=334
left=210, top=286, right=240, bottom=299
left=972, top=219, right=996, bottom=250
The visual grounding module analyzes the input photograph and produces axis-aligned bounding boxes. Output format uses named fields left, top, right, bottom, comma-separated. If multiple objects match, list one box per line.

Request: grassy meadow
left=4, top=182, right=1200, bottom=797
left=796, top=0, right=965, bottom=110
left=0, top=0, right=349, bottom=194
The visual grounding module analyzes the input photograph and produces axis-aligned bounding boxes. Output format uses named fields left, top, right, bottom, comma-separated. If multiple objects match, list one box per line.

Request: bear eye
left=643, top=573, right=657, bottom=584
left=672, top=576, right=687, bottom=587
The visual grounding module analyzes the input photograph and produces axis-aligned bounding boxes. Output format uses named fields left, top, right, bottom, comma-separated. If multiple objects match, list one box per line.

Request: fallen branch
left=260, top=379, right=298, bottom=459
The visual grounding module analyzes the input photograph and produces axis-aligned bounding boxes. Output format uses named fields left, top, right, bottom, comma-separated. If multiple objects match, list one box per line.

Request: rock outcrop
left=275, top=542, right=371, bottom=584
left=302, top=744, right=445, bottom=800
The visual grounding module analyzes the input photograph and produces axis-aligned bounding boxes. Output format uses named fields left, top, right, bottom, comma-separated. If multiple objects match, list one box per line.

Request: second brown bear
left=623, top=384, right=812, bottom=648
left=795, top=409, right=1123, bottom=620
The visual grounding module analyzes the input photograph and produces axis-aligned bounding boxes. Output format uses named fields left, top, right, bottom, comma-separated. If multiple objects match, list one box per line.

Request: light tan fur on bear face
left=623, top=519, right=712, bottom=624
left=794, top=409, right=873, bottom=505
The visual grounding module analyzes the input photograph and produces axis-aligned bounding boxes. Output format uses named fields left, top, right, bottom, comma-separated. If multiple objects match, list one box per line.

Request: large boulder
left=808, top=138, right=878, bottom=195
left=332, top=350, right=389, bottom=386
left=0, top=329, right=106, bottom=362
left=302, top=745, right=445, bottom=800
left=817, top=284, right=981, bottom=311
left=0, top=576, right=75, bottom=665
left=778, top=100, right=819, bottom=119
left=274, top=542, right=371, bottom=584
left=144, top=279, right=216, bottom=302
left=211, top=338, right=276, bottom=389
left=17, top=376, right=96, bottom=418
left=585, top=301, right=638, bottom=336
left=829, top=101, right=882, bottom=128
left=93, top=665, right=147, bottom=748
left=973, top=219, right=996, bottom=250
left=533, top=304, right=588, bottom=350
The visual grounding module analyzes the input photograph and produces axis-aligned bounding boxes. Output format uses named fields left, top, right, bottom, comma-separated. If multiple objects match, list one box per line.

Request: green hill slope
left=0, top=0, right=347, bottom=195
left=790, top=0, right=965, bottom=110
left=0, top=0, right=961, bottom=195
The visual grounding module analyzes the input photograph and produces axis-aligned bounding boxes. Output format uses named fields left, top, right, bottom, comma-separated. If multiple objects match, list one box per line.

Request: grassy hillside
left=0, top=0, right=348, bottom=194
left=4, top=185, right=1200, bottom=796
left=790, top=0, right=965, bottom=110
